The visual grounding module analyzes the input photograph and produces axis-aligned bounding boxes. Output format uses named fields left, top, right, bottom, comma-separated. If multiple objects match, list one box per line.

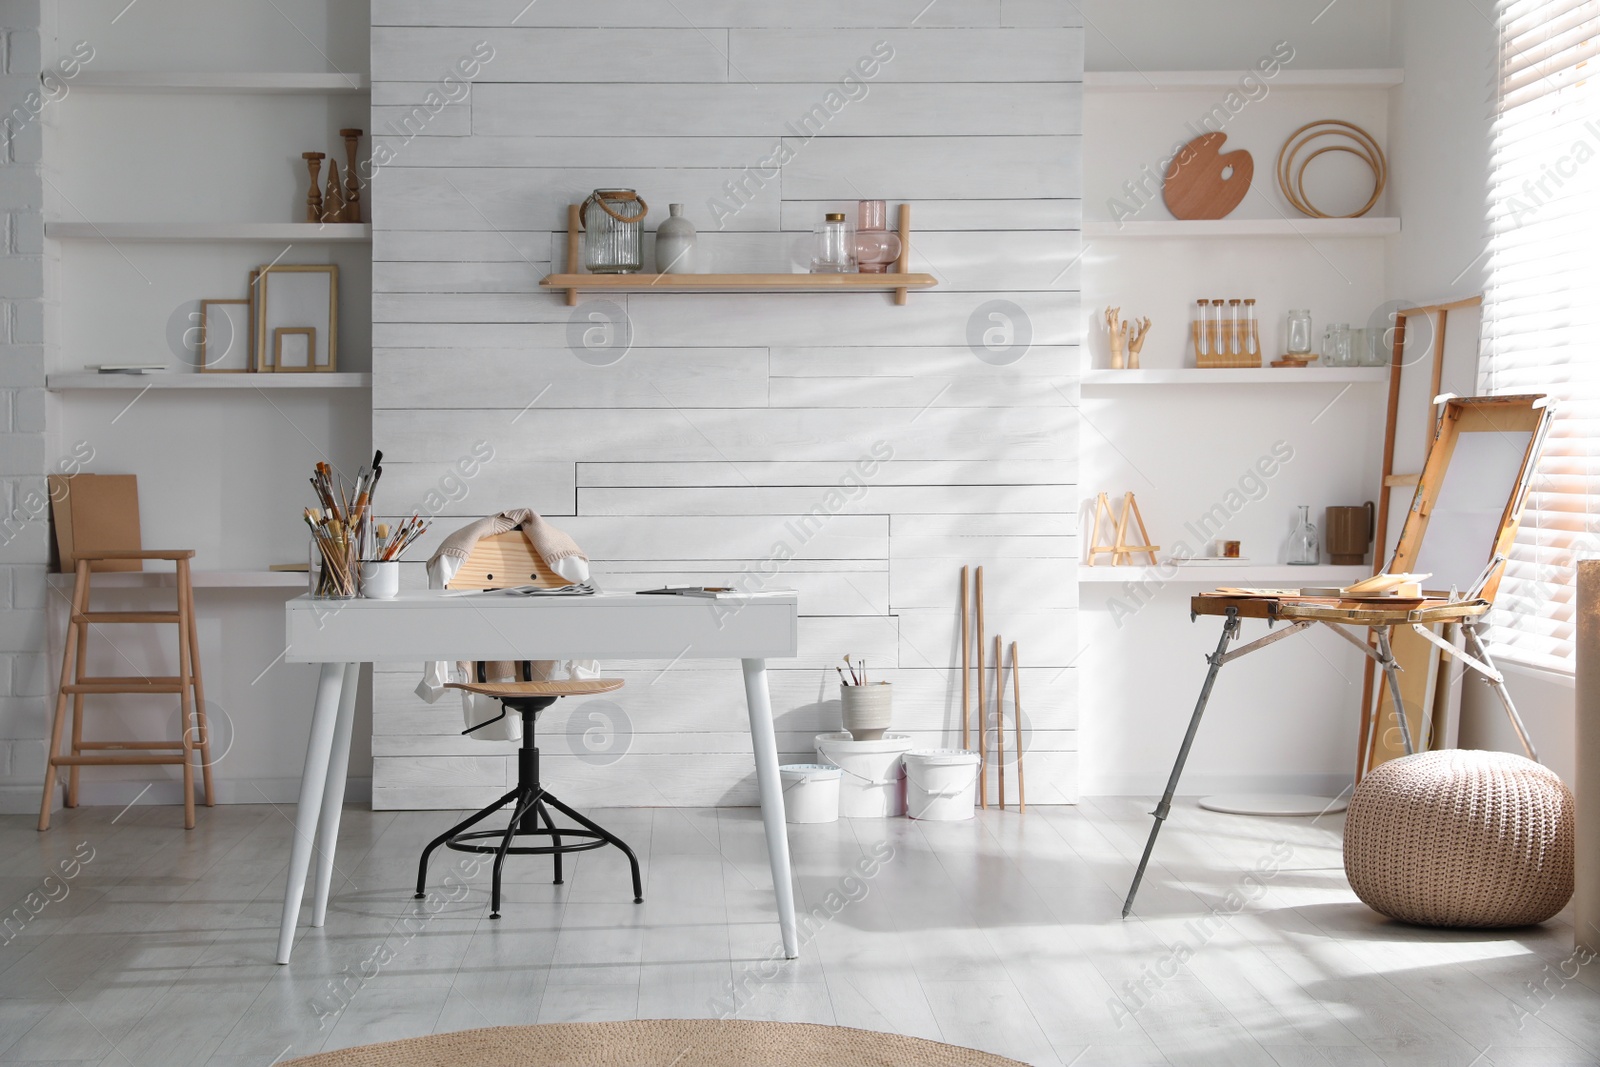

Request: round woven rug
left=284, top=1020, right=1025, bottom=1067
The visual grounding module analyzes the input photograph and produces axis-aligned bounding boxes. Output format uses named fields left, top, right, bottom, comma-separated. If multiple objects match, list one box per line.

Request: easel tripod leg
left=1374, top=628, right=1416, bottom=756
left=1462, top=623, right=1538, bottom=761
left=1123, top=610, right=1240, bottom=918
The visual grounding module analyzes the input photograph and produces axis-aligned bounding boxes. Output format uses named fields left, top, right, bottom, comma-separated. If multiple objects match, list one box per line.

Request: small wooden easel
left=1086, top=492, right=1160, bottom=566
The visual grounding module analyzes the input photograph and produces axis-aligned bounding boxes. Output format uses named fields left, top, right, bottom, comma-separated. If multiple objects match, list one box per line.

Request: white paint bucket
left=904, top=749, right=981, bottom=821
left=814, top=732, right=913, bottom=817
left=780, top=764, right=841, bottom=824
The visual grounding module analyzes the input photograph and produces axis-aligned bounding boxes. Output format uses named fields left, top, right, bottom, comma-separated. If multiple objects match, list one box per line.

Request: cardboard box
left=48, top=474, right=142, bottom=572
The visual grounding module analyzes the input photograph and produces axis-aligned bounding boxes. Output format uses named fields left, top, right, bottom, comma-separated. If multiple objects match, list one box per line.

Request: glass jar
left=1288, top=505, right=1320, bottom=566
left=1243, top=299, right=1259, bottom=359
left=1287, top=310, right=1313, bottom=356
left=1322, top=323, right=1351, bottom=366
left=1193, top=299, right=1210, bottom=361
left=810, top=212, right=857, bottom=273
left=1358, top=326, right=1388, bottom=367
left=581, top=188, right=648, bottom=274
left=853, top=200, right=902, bottom=273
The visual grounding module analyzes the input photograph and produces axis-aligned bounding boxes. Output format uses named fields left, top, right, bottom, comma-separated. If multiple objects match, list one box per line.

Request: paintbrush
left=837, top=666, right=848, bottom=686
left=842, top=655, right=858, bottom=685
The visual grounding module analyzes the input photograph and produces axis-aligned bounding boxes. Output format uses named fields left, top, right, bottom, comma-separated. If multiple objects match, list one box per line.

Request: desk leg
left=312, top=662, right=360, bottom=927
left=276, top=662, right=346, bottom=965
left=742, top=658, right=799, bottom=959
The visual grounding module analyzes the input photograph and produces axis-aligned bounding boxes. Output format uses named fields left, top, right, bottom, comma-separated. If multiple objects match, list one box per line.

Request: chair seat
left=445, top=678, right=625, bottom=698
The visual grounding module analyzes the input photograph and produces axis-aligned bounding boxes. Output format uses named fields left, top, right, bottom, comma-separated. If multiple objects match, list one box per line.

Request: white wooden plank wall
left=369, top=0, right=1082, bottom=808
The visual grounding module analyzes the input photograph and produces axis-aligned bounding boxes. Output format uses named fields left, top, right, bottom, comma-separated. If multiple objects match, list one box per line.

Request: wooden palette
left=1163, top=133, right=1254, bottom=221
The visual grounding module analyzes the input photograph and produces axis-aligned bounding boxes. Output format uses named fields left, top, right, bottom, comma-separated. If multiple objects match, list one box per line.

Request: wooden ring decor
left=1276, top=120, right=1388, bottom=219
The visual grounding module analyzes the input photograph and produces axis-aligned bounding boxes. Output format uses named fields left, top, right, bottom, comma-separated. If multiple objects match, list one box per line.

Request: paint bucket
left=814, top=732, right=913, bottom=817
left=904, top=749, right=981, bottom=821
left=780, top=764, right=841, bottom=824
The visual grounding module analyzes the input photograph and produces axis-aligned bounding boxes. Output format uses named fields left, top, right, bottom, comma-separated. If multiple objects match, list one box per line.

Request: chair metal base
left=413, top=698, right=643, bottom=918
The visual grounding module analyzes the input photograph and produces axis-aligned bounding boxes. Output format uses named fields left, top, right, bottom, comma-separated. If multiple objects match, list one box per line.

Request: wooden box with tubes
left=1192, top=298, right=1263, bottom=368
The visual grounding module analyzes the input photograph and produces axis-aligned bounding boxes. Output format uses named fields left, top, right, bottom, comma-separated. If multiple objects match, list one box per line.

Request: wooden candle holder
left=302, top=152, right=325, bottom=223
left=339, top=129, right=363, bottom=223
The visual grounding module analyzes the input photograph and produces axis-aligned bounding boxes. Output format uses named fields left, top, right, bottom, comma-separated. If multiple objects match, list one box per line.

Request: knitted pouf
left=1344, top=750, right=1575, bottom=927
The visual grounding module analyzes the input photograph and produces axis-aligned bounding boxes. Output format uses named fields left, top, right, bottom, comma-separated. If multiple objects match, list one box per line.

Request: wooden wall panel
left=373, top=6, right=1082, bottom=805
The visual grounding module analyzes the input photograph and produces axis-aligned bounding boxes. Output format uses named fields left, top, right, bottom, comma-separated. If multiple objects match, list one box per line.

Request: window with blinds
left=1480, top=0, right=1600, bottom=671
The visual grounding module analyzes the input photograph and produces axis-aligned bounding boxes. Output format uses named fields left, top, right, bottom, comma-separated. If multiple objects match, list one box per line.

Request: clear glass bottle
left=1321, top=323, right=1352, bottom=366
left=1209, top=299, right=1225, bottom=360
left=1226, top=299, right=1242, bottom=357
left=1193, top=299, right=1210, bottom=361
left=1287, top=309, right=1313, bottom=356
left=1243, top=298, right=1260, bottom=358
left=1288, top=505, right=1320, bottom=566
left=810, top=212, right=856, bottom=273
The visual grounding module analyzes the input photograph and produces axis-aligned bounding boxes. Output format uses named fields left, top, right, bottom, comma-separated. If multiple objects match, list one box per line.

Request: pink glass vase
left=853, top=200, right=902, bottom=274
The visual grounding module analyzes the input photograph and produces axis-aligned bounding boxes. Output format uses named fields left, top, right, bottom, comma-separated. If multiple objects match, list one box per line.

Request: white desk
left=276, top=590, right=800, bottom=964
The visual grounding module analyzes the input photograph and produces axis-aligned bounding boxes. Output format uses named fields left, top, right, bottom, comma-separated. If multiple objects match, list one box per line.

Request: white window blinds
left=1480, top=0, right=1600, bottom=671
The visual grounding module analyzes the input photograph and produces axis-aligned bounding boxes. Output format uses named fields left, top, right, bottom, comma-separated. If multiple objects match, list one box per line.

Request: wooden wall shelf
left=1078, top=564, right=1373, bottom=584
left=545, top=202, right=932, bottom=304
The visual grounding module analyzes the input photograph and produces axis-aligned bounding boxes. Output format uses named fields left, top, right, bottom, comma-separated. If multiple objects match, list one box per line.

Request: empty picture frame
left=274, top=327, right=317, bottom=372
left=255, top=264, right=338, bottom=372
left=199, top=299, right=252, bottom=373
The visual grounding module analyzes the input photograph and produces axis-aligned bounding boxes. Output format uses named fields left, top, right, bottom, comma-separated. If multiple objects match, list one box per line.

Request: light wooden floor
left=0, top=798, right=1595, bottom=1066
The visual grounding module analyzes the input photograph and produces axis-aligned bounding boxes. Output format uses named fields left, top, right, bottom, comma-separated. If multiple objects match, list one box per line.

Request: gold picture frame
left=254, top=263, right=338, bottom=372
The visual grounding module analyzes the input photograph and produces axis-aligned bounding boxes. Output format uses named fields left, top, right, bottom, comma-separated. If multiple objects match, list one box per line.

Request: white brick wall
left=0, top=0, right=54, bottom=812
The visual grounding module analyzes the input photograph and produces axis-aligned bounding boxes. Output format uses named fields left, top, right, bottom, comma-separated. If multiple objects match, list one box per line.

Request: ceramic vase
left=655, top=203, right=697, bottom=274
left=840, top=683, right=893, bottom=741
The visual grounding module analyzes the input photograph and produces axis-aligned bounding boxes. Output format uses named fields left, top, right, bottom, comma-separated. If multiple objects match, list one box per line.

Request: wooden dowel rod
left=975, top=565, right=988, bottom=809
left=1012, top=640, right=1025, bottom=811
left=960, top=566, right=971, bottom=752
left=995, top=633, right=1006, bottom=810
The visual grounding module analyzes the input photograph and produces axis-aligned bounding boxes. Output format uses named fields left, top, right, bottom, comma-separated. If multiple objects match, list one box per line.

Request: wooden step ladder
left=39, top=551, right=214, bottom=830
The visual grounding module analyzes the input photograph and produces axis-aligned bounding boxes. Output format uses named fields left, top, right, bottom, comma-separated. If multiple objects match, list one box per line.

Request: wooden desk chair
left=1122, top=395, right=1555, bottom=915
left=412, top=529, right=642, bottom=919
left=39, top=550, right=213, bottom=830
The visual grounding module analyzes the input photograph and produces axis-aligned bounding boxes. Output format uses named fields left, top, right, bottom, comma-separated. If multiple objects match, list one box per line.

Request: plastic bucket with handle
left=904, top=749, right=981, bottom=821
left=814, top=732, right=913, bottom=817
left=780, top=764, right=842, bottom=824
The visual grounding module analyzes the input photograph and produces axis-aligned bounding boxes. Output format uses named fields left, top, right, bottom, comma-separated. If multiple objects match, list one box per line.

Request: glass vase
left=810, top=212, right=856, bottom=273
left=852, top=199, right=902, bottom=273
left=581, top=188, right=648, bottom=274
left=1287, top=505, right=1321, bottom=566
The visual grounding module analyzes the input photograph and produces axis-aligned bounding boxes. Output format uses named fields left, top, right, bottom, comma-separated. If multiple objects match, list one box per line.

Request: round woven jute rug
left=284, top=1020, right=1026, bottom=1067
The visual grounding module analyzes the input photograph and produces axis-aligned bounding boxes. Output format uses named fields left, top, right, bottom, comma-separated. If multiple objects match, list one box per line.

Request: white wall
left=368, top=1, right=1083, bottom=809
left=1075, top=0, right=1394, bottom=71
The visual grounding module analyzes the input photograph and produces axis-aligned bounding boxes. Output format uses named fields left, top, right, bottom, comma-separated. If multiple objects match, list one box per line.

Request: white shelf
left=1078, top=564, right=1373, bottom=585
left=1083, top=218, right=1400, bottom=238
left=1081, top=368, right=1388, bottom=387
left=47, top=570, right=308, bottom=590
left=46, top=222, right=371, bottom=243
left=47, top=372, right=370, bottom=391
left=69, top=71, right=369, bottom=94
left=1084, top=69, right=1403, bottom=92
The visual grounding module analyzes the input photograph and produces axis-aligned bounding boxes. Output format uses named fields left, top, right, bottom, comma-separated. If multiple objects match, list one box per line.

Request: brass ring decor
left=1275, top=120, right=1387, bottom=219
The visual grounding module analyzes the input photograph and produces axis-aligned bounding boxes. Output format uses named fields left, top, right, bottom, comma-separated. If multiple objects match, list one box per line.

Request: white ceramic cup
left=359, top=560, right=400, bottom=599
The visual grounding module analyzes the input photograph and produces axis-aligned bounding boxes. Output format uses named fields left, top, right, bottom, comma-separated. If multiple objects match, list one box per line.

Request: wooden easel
left=1086, top=492, right=1160, bottom=566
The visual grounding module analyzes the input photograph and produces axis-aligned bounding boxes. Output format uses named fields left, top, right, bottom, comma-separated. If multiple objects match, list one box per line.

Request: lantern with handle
left=580, top=188, right=649, bottom=274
